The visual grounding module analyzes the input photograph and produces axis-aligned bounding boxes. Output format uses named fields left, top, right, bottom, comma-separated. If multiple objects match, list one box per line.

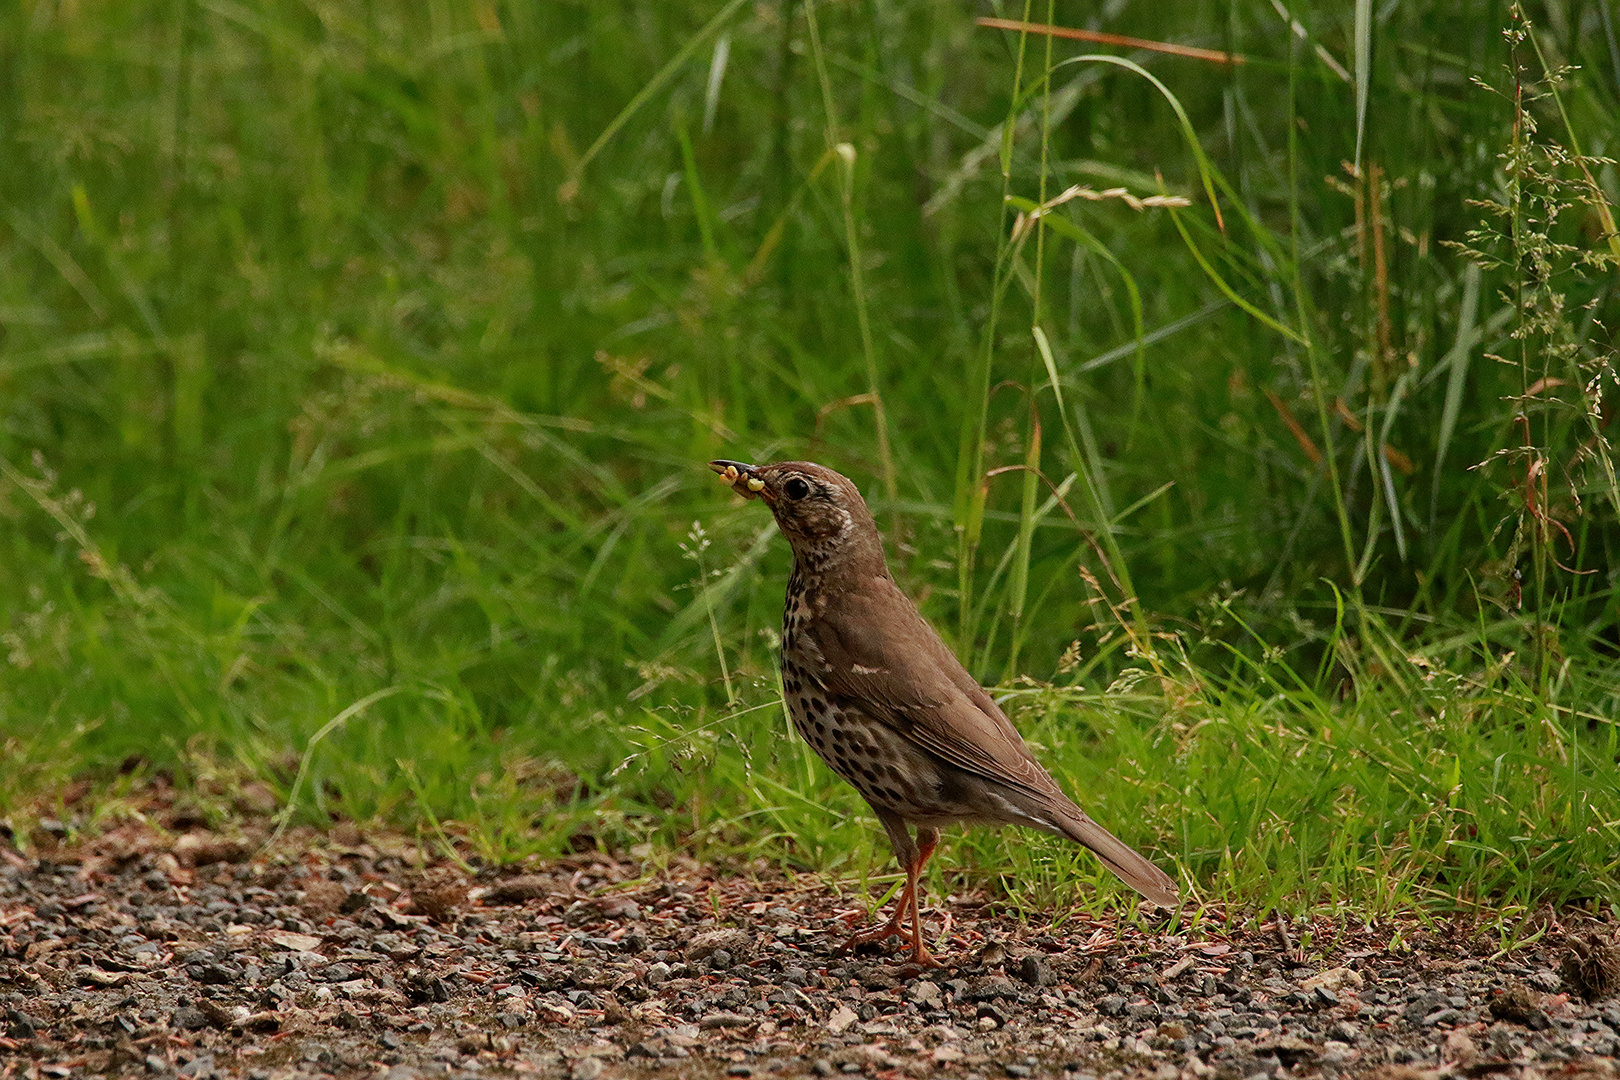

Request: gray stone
left=683, top=928, right=751, bottom=962
left=177, top=1054, right=215, bottom=1079
left=963, top=977, right=1020, bottom=1002
left=1402, top=991, right=1445, bottom=1024
left=171, top=1008, right=209, bottom=1032
left=908, top=980, right=942, bottom=1007
left=4, top=1009, right=37, bottom=1037
left=191, top=963, right=243, bottom=985
left=1017, top=956, right=1052, bottom=987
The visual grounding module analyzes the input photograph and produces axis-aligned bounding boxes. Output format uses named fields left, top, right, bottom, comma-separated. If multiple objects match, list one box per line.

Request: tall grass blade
left=1353, top=0, right=1372, bottom=170
left=702, top=31, right=731, bottom=136
left=1431, top=263, right=1481, bottom=526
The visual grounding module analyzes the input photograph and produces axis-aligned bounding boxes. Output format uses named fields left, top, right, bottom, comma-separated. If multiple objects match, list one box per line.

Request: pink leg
left=844, top=828, right=943, bottom=968
left=904, top=829, right=942, bottom=967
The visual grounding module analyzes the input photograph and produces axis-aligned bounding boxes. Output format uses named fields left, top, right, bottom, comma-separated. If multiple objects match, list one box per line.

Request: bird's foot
left=841, top=912, right=909, bottom=953
left=842, top=911, right=944, bottom=967
left=902, top=941, right=945, bottom=969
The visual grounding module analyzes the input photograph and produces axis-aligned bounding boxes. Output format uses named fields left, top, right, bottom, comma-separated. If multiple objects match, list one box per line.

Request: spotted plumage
left=710, top=458, right=1178, bottom=966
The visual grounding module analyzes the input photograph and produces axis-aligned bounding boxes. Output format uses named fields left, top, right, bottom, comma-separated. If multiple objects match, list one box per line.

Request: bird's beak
left=709, top=459, right=772, bottom=502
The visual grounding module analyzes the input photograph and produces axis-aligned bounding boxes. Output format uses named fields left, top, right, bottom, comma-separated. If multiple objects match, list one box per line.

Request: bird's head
left=709, top=459, right=883, bottom=567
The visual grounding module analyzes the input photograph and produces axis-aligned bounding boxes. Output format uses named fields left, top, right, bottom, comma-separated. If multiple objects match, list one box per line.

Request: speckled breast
left=779, top=635, right=952, bottom=822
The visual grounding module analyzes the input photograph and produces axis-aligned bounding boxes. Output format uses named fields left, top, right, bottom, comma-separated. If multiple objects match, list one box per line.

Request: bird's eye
left=783, top=477, right=811, bottom=500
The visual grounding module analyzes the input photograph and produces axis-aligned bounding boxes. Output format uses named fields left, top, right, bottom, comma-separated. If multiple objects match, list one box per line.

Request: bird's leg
left=844, top=814, right=921, bottom=954
left=844, top=825, right=944, bottom=967
left=904, top=827, right=942, bottom=968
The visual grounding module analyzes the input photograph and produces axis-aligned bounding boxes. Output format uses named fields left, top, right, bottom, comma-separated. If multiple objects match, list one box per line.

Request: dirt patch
left=1, top=811, right=1617, bottom=1080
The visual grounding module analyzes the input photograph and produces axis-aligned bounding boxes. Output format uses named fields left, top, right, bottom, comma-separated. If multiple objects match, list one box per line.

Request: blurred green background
left=1, top=1, right=1616, bottom=913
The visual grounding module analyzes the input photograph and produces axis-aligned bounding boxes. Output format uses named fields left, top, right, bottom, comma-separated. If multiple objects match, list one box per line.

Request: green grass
left=1, top=1, right=1617, bottom=916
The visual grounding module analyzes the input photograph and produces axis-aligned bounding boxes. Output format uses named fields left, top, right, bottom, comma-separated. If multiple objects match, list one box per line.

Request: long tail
left=1052, top=803, right=1180, bottom=908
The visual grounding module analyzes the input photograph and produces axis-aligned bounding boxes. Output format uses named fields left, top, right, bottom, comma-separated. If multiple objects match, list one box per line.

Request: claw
left=905, top=946, right=945, bottom=969
left=843, top=915, right=908, bottom=952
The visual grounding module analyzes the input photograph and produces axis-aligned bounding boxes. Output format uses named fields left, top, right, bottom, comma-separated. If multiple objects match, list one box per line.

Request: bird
left=709, top=458, right=1179, bottom=966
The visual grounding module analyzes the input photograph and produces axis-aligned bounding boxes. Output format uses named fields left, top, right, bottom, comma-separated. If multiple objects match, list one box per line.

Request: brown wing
left=806, top=577, right=1057, bottom=799
left=808, top=575, right=1182, bottom=908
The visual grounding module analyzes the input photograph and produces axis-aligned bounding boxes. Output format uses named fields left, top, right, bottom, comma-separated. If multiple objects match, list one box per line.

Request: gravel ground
left=2, top=810, right=1617, bottom=1080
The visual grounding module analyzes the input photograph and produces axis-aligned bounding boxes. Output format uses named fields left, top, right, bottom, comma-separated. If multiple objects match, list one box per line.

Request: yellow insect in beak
left=708, top=459, right=770, bottom=501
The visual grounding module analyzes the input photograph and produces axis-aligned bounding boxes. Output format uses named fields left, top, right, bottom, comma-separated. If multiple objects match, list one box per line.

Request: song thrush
left=710, top=459, right=1178, bottom=966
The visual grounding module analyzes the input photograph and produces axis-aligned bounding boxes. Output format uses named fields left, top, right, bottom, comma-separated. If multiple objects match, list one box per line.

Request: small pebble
left=1424, top=1007, right=1463, bottom=1027
left=1017, top=956, right=1051, bottom=987
left=908, top=979, right=942, bottom=1007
